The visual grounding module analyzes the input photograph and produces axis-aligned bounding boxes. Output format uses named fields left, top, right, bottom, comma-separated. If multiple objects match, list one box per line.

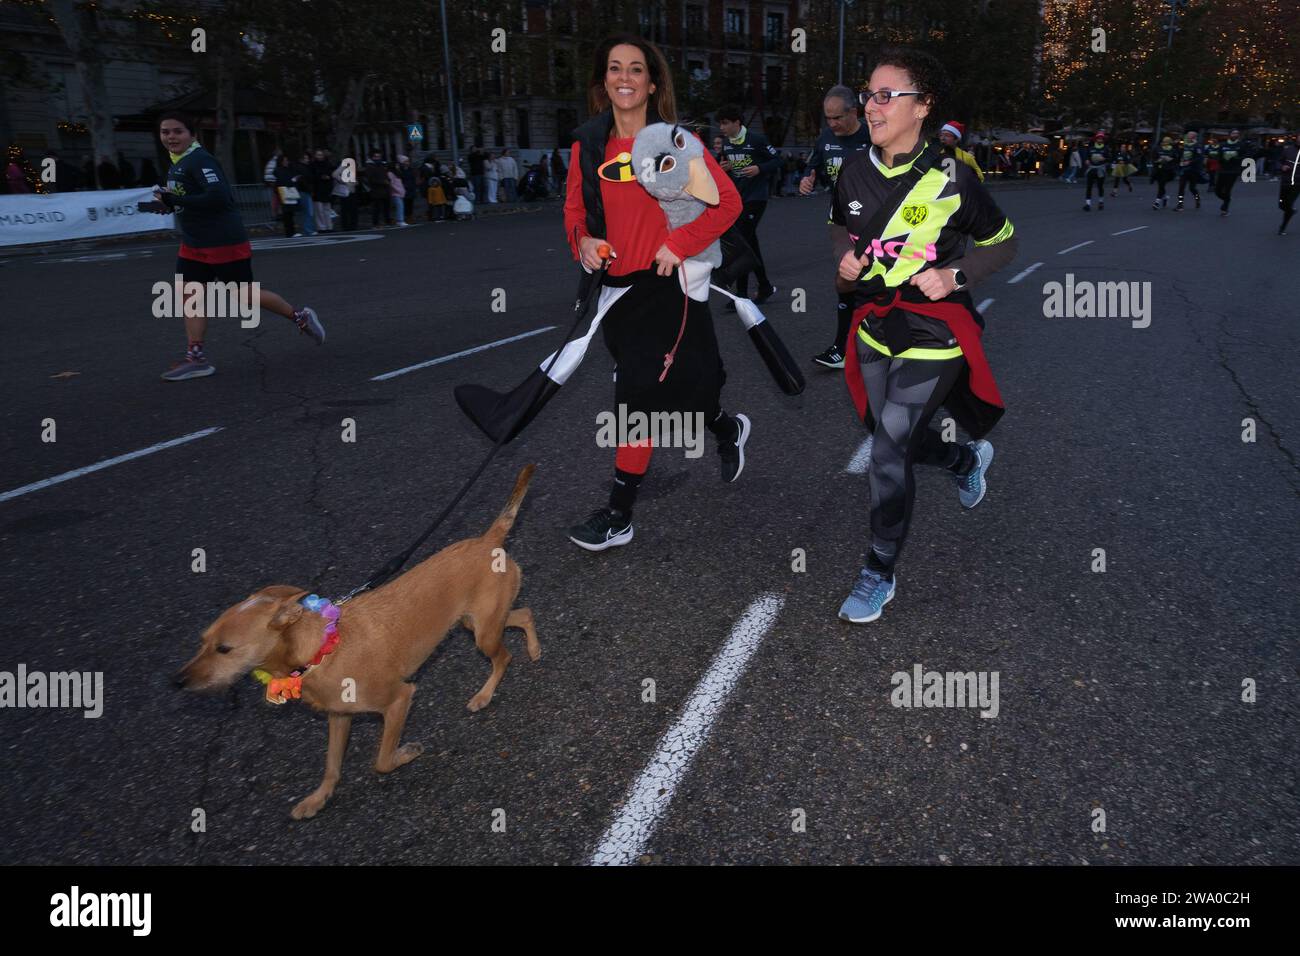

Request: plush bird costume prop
left=455, top=123, right=802, bottom=446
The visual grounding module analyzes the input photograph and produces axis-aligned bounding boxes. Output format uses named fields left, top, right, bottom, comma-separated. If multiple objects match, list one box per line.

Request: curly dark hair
left=872, top=46, right=951, bottom=134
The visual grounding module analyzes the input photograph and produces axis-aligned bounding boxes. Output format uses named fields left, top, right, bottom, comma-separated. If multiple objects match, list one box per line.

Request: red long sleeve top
left=563, top=133, right=741, bottom=277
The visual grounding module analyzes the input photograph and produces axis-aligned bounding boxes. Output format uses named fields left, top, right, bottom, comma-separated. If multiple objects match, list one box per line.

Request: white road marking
left=1111, top=226, right=1148, bottom=237
left=0, top=427, right=223, bottom=505
left=33, top=251, right=149, bottom=265
left=589, top=593, right=786, bottom=865
left=1007, top=261, right=1043, bottom=284
left=371, top=326, right=557, bottom=381
left=845, top=435, right=874, bottom=474
left=250, top=233, right=385, bottom=250
left=976, top=298, right=995, bottom=312
left=1057, top=240, right=1094, bottom=255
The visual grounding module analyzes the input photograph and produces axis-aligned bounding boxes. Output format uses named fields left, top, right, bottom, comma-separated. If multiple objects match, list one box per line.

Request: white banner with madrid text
left=0, top=188, right=174, bottom=247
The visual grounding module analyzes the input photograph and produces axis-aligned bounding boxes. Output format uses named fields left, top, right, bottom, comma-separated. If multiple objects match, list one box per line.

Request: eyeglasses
left=859, top=89, right=923, bottom=106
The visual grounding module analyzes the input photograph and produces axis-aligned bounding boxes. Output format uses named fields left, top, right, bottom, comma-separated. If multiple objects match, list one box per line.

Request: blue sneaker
left=838, top=567, right=896, bottom=623
left=957, top=439, right=994, bottom=509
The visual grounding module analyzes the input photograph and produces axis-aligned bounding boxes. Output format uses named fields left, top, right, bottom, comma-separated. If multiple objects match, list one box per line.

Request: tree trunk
left=331, top=75, right=368, bottom=160
left=48, top=0, right=116, bottom=188
left=213, top=36, right=237, bottom=179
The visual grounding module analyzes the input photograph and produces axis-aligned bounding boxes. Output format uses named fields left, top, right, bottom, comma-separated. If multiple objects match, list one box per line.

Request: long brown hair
left=587, top=33, right=677, bottom=124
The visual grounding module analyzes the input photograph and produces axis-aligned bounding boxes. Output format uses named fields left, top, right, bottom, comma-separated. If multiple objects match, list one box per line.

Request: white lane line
left=371, top=326, right=557, bottom=381
left=1007, top=261, right=1043, bottom=284
left=0, top=427, right=223, bottom=505
left=1057, top=240, right=1094, bottom=255
left=1111, top=226, right=1148, bottom=237
left=589, top=593, right=786, bottom=866
left=976, top=297, right=995, bottom=313
left=845, top=435, right=874, bottom=474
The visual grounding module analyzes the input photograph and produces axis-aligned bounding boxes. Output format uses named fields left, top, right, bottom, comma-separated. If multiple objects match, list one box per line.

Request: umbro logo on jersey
left=848, top=200, right=863, bottom=214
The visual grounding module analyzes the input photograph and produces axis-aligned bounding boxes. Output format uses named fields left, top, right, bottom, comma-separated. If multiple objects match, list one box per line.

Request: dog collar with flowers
left=252, top=594, right=341, bottom=705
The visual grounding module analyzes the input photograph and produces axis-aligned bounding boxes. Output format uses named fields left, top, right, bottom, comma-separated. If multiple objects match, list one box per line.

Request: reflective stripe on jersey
left=975, top=218, right=1014, bottom=246
left=857, top=326, right=963, bottom=360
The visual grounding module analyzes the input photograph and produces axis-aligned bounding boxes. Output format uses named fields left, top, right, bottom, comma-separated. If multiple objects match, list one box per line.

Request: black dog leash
left=336, top=248, right=611, bottom=605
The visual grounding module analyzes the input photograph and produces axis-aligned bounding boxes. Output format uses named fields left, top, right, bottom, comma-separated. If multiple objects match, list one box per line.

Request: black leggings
left=1214, top=172, right=1237, bottom=210
left=860, top=349, right=966, bottom=570
left=1085, top=169, right=1107, bottom=199
left=1281, top=180, right=1299, bottom=232
left=1154, top=172, right=1172, bottom=200
left=1177, top=170, right=1200, bottom=199
left=734, top=200, right=771, bottom=294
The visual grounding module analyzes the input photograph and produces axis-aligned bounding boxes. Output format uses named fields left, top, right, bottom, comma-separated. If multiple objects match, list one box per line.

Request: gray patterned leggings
left=860, top=348, right=967, bottom=570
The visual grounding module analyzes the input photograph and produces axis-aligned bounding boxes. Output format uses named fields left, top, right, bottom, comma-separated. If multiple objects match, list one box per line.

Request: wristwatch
left=949, top=268, right=968, bottom=291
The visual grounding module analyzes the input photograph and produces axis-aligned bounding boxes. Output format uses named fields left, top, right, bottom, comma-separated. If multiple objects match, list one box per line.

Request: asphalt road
left=1, top=178, right=1296, bottom=865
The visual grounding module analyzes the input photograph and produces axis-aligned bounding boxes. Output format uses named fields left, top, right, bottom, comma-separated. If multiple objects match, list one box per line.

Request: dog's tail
left=485, top=464, right=535, bottom=544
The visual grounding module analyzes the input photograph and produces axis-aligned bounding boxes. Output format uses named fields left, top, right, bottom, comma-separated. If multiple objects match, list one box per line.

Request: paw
left=467, top=691, right=493, bottom=712
left=527, top=640, right=542, bottom=662
left=291, top=793, right=326, bottom=820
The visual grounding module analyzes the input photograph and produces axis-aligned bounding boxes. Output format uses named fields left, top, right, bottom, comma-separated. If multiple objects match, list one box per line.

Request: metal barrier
left=233, top=183, right=277, bottom=226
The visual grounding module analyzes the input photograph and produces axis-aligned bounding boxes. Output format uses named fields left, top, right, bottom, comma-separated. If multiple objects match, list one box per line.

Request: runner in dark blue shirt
left=143, top=111, right=325, bottom=380
left=798, top=85, right=873, bottom=369
left=716, top=105, right=781, bottom=304
left=1176, top=130, right=1204, bottom=210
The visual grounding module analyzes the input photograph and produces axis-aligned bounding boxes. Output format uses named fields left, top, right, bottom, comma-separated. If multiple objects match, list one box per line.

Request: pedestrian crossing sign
left=408, top=124, right=424, bottom=143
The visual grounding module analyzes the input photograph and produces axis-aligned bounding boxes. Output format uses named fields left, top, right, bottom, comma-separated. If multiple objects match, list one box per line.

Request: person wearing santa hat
left=1082, top=131, right=1110, bottom=211
left=937, top=121, right=983, bottom=181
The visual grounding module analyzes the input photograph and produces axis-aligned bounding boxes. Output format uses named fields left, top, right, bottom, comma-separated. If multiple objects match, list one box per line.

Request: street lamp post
left=836, top=0, right=855, bottom=87
left=1150, top=0, right=1186, bottom=164
left=440, top=0, right=460, bottom=171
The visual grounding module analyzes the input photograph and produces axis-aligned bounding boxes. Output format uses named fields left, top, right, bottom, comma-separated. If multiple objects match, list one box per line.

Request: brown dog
left=175, top=465, right=540, bottom=819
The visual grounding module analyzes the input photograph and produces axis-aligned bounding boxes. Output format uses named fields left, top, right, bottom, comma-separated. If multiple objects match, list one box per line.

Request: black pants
left=1085, top=169, right=1106, bottom=199
left=1177, top=169, right=1200, bottom=200
left=339, top=193, right=358, bottom=231
left=860, top=349, right=966, bottom=567
left=369, top=195, right=389, bottom=227
left=1214, top=172, right=1237, bottom=210
left=600, top=270, right=725, bottom=421
left=1154, top=172, right=1172, bottom=200
left=281, top=204, right=297, bottom=237
left=1281, top=180, right=1299, bottom=232
left=733, top=200, right=772, bottom=295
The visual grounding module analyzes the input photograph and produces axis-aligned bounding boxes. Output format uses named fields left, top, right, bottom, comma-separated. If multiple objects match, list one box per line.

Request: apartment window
left=473, top=111, right=484, bottom=148
left=554, top=49, right=574, bottom=93
left=686, top=5, right=704, bottom=33
left=494, top=110, right=505, bottom=147
left=516, top=109, right=531, bottom=149
left=725, top=8, right=745, bottom=34
left=725, top=62, right=746, bottom=101
left=765, top=65, right=783, bottom=102
left=765, top=12, right=783, bottom=51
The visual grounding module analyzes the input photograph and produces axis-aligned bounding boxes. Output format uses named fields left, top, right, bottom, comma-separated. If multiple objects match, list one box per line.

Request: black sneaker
left=567, top=507, right=633, bottom=552
left=717, top=413, right=750, bottom=483
left=813, top=344, right=845, bottom=369
left=753, top=284, right=777, bottom=304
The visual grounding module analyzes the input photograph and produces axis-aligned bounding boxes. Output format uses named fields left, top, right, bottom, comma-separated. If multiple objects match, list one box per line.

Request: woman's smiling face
left=605, top=43, right=654, bottom=113
left=864, top=64, right=929, bottom=155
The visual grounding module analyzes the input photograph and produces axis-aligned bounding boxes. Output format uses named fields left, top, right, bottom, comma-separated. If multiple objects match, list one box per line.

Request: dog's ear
left=268, top=597, right=305, bottom=631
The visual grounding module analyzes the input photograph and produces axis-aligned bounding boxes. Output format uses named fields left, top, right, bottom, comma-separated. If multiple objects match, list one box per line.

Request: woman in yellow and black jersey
left=827, top=47, right=1018, bottom=624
